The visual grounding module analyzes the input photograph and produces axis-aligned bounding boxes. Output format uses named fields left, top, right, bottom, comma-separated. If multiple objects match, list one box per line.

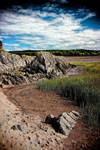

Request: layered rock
left=0, top=51, right=26, bottom=72
left=45, top=111, right=80, bottom=136
left=23, top=52, right=71, bottom=78
left=0, top=50, right=76, bottom=87
left=0, top=72, right=46, bottom=88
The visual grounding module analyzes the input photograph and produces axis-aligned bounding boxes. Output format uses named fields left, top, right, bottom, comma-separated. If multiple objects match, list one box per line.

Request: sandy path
left=0, top=88, right=66, bottom=150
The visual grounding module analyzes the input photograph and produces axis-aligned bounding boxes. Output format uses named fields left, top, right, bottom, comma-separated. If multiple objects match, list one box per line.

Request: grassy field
left=37, top=62, right=100, bottom=127
left=71, top=62, right=100, bottom=74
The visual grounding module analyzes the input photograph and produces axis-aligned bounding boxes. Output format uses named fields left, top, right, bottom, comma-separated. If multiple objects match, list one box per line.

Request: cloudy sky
left=0, top=0, right=100, bottom=51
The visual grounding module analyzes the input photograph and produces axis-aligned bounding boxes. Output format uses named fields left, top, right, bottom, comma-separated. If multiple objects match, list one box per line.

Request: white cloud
left=0, top=7, right=100, bottom=50
left=4, top=43, right=20, bottom=47
left=79, top=12, right=96, bottom=22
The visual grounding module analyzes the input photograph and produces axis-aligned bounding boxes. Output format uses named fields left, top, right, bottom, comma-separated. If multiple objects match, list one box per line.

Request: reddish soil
left=2, top=84, right=100, bottom=150
left=3, top=84, right=79, bottom=121
left=66, top=56, right=100, bottom=62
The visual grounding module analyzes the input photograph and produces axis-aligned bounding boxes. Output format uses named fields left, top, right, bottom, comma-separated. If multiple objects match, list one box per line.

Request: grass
left=37, top=62, right=100, bottom=127
left=21, top=55, right=35, bottom=60
left=71, top=62, right=100, bottom=74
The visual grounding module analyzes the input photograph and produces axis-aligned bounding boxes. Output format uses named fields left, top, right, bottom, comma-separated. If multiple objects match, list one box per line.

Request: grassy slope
left=37, top=62, right=100, bottom=126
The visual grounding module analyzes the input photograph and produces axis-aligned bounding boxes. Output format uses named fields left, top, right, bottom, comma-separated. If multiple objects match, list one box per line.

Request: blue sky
left=0, top=1, right=100, bottom=50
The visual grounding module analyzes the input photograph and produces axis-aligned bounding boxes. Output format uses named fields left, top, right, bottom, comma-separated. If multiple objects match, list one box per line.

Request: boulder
left=45, top=111, right=80, bottom=136
left=0, top=51, right=26, bottom=72
left=24, top=52, right=71, bottom=78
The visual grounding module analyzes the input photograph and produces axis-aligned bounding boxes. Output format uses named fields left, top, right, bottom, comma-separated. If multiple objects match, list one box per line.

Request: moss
left=22, top=55, right=35, bottom=60
left=15, top=70, right=24, bottom=75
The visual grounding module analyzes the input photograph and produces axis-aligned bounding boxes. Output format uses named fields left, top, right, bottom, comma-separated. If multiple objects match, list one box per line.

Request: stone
left=0, top=51, right=26, bottom=72
left=56, top=116, right=71, bottom=135
left=0, top=48, right=75, bottom=87
left=68, top=111, right=79, bottom=120
left=55, top=57, right=70, bottom=74
left=24, top=52, right=71, bottom=78
left=72, top=110, right=80, bottom=117
left=45, top=111, right=80, bottom=136
left=61, top=112, right=76, bottom=125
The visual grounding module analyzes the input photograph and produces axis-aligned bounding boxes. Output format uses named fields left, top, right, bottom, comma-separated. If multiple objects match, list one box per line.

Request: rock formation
left=0, top=49, right=76, bottom=87
left=23, top=52, right=71, bottom=78
left=0, top=51, right=26, bottom=72
left=45, top=111, right=80, bottom=136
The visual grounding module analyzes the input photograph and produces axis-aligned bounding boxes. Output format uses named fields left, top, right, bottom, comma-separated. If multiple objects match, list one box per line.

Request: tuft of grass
left=22, top=55, right=35, bottom=60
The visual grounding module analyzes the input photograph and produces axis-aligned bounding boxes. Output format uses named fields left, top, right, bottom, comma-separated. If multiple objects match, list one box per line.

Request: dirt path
left=0, top=87, right=68, bottom=150
left=0, top=84, right=99, bottom=150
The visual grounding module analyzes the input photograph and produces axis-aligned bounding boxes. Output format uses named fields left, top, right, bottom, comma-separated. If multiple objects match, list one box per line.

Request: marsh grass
left=71, top=62, right=100, bottom=74
left=37, top=62, right=100, bottom=126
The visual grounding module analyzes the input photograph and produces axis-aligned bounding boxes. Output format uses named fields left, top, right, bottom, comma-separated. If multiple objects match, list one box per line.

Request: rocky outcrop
left=0, top=50, right=76, bottom=87
left=45, top=111, right=80, bottom=136
left=23, top=52, right=71, bottom=78
left=0, top=41, right=26, bottom=72
left=0, top=51, right=26, bottom=72
left=0, top=72, right=46, bottom=88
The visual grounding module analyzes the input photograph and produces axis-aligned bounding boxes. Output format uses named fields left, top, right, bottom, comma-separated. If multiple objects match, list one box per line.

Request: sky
left=0, top=0, right=100, bottom=51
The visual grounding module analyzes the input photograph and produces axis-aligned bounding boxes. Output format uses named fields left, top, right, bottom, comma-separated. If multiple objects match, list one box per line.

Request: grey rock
left=24, top=52, right=71, bottom=78
left=0, top=50, right=75, bottom=87
left=61, top=112, right=76, bottom=125
left=72, top=110, right=80, bottom=117
left=67, top=112, right=78, bottom=121
left=45, top=111, right=80, bottom=136
left=0, top=51, right=26, bottom=72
